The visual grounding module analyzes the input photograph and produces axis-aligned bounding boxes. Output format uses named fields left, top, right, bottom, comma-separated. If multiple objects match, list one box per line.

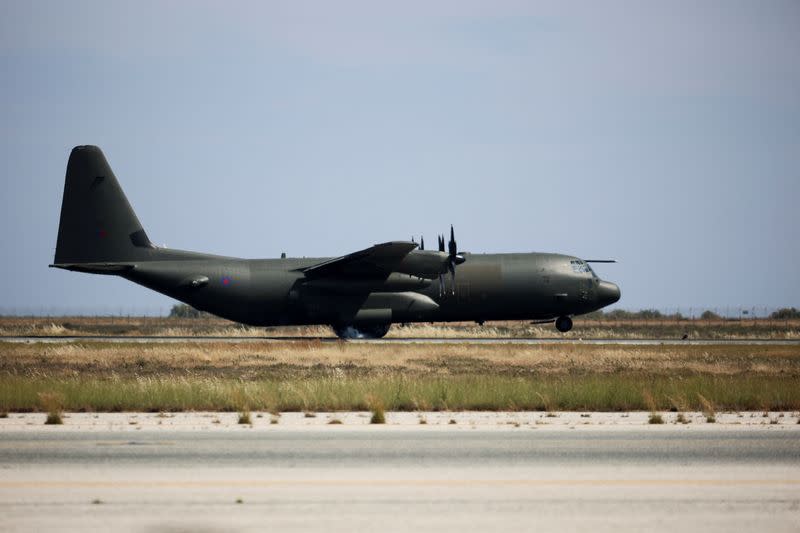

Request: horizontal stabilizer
left=49, top=263, right=135, bottom=274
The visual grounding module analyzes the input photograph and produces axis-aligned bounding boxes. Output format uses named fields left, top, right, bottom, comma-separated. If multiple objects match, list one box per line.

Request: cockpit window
left=570, top=259, right=591, bottom=274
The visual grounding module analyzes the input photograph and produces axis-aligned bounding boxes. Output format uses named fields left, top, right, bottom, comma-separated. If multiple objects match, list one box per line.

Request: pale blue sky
left=1, top=1, right=798, bottom=314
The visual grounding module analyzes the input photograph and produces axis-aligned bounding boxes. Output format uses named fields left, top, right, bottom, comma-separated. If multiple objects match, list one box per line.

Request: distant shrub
left=700, top=310, right=721, bottom=320
left=770, top=307, right=800, bottom=320
left=603, top=309, right=684, bottom=320
left=168, top=304, right=205, bottom=318
left=605, top=309, right=636, bottom=320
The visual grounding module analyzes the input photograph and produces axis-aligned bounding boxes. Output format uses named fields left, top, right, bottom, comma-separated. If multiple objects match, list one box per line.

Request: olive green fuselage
left=119, top=250, right=620, bottom=327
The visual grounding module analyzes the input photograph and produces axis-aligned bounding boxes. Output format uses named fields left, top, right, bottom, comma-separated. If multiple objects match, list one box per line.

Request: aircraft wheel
left=332, top=323, right=391, bottom=339
left=555, top=316, right=573, bottom=333
left=362, top=323, right=390, bottom=338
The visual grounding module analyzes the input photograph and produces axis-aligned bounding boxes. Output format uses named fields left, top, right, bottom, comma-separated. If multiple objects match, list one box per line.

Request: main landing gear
left=555, top=316, right=573, bottom=333
left=332, top=323, right=391, bottom=339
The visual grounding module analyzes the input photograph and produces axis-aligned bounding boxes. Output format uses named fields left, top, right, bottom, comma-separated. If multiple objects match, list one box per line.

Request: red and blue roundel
left=221, top=276, right=232, bottom=286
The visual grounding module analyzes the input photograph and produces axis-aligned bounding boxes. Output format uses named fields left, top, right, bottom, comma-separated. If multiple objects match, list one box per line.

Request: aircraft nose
left=597, top=280, right=621, bottom=307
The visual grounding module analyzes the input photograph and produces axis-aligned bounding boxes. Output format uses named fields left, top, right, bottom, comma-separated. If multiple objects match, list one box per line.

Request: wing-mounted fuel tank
left=352, top=291, right=439, bottom=323
left=294, top=287, right=439, bottom=328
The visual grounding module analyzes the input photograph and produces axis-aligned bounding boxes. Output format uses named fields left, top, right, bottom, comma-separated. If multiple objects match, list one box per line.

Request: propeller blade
left=449, top=259, right=456, bottom=295
left=420, top=236, right=424, bottom=251
left=438, top=235, right=445, bottom=252
left=448, top=225, right=457, bottom=257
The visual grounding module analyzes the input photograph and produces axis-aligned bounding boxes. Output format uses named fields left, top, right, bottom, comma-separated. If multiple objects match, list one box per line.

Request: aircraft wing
left=299, top=241, right=418, bottom=279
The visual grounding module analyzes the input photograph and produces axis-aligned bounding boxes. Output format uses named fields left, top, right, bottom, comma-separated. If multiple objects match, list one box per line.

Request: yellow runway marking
left=1, top=479, right=799, bottom=489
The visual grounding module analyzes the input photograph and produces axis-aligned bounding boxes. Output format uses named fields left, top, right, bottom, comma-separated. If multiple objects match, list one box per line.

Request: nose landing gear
left=555, top=316, right=573, bottom=333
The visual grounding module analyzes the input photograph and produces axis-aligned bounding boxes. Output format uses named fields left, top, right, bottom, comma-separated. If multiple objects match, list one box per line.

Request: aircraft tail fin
left=53, top=145, right=157, bottom=266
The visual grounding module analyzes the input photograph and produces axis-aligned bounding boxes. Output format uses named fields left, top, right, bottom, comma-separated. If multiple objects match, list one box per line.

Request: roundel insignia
left=222, top=276, right=232, bottom=286
left=97, top=229, right=108, bottom=238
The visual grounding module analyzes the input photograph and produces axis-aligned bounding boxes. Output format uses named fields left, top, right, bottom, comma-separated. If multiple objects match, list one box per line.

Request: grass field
left=1, top=332, right=798, bottom=413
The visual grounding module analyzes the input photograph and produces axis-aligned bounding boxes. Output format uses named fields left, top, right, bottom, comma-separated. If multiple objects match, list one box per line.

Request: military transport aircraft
left=51, top=146, right=621, bottom=338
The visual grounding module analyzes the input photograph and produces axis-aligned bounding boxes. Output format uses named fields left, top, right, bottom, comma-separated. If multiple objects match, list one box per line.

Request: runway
left=2, top=335, right=799, bottom=345
left=1, top=427, right=798, bottom=532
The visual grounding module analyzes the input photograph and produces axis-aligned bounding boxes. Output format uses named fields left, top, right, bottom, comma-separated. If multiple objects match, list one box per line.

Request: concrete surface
left=0, top=420, right=798, bottom=532
left=2, top=410, right=800, bottom=430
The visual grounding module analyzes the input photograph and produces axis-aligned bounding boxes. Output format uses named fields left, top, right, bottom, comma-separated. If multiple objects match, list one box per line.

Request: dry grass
left=1, top=374, right=798, bottom=413
left=367, top=394, right=386, bottom=424
left=0, top=325, right=798, bottom=413
left=698, top=393, right=717, bottom=423
left=535, top=392, right=557, bottom=415
left=2, top=316, right=799, bottom=340
left=38, top=391, right=64, bottom=424
left=1, top=340, right=798, bottom=381
left=642, top=390, right=663, bottom=423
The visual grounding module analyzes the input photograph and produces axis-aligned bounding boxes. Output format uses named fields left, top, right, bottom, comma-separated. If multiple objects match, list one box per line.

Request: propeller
left=419, top=228, right=467, bottom=298
left=446, top=225, right=466, bottom=295
left=431, top=226, right=466, bottom=297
